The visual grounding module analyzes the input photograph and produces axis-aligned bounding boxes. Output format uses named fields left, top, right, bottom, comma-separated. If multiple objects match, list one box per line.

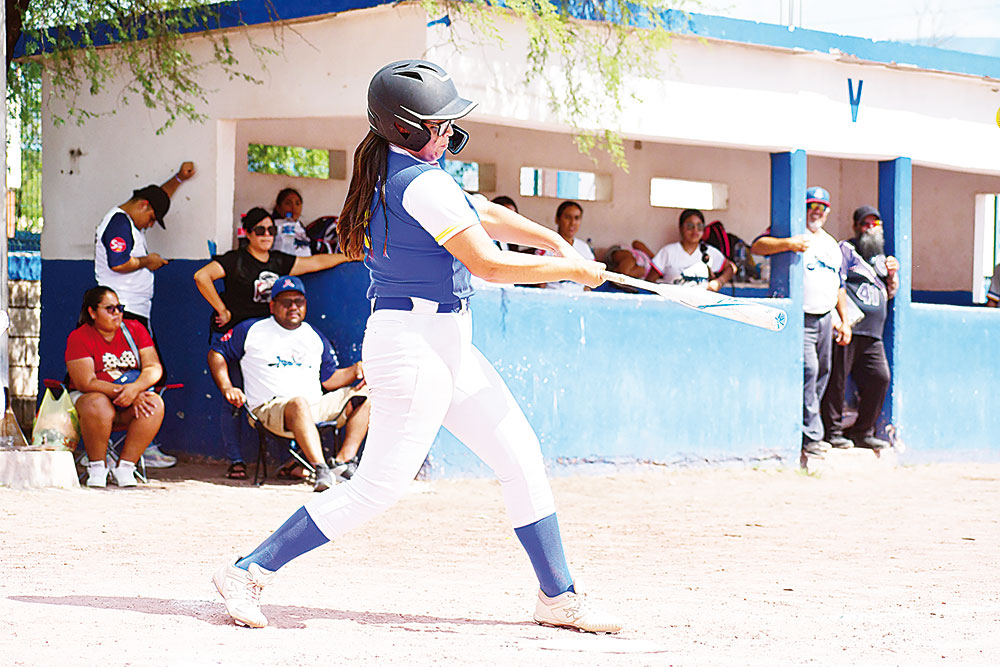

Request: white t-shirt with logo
left=272, top=217, right=312, bottom=257
left=651, top=242, right=727, bottom=287
left=802, top=227, right=844, bottom=315
left=94, top=207, right=155, bottom=319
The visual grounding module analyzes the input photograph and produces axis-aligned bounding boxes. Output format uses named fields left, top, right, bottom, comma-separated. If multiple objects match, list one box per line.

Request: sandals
left=276, top=463, right=310, bottom=481
left=226, top=461, right=247, bottom=480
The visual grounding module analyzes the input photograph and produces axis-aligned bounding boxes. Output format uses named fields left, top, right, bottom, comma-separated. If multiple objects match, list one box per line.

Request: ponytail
left=339, top=131, right=390, bottom=260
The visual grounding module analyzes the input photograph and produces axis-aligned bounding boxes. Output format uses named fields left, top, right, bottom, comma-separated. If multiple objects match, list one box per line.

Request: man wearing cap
left=821, top=206, right=900, bottom=450
left=94, top=161, right=195, bottom=326
left=207, top=275, right=370, bottom=492
left=751, top=186, right=853, bottom=458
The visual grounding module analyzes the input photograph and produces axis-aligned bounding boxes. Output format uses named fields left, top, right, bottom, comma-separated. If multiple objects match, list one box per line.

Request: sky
left=699, top=0, right=1000, bottom=52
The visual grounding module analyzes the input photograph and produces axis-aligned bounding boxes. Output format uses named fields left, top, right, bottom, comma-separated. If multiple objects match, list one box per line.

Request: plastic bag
left=31, top=388, right=81, bottom=451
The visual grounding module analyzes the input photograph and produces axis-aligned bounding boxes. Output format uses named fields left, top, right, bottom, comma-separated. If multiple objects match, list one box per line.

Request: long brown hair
left=339, top=131, right=390, bottom=260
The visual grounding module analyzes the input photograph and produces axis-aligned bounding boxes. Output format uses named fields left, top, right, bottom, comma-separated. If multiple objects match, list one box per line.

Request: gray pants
left=803, top=311, right=833, bottom=443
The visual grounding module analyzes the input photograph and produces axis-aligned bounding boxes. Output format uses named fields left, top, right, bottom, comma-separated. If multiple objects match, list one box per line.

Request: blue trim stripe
left=14, top=1, right=1000, bottom=81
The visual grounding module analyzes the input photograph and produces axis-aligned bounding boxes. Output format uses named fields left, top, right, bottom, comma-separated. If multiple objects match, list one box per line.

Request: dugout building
left=17, top=1, right=1000, bottom=473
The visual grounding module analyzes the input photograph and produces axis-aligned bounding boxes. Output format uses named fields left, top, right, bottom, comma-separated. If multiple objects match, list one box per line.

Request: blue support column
left=769, top=151, right=806, bottom=304
left=878, top=158, right=912, bottom=436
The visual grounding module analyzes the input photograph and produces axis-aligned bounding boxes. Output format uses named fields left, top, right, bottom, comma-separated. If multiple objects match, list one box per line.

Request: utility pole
left=1, top=0, right=9, bottom=416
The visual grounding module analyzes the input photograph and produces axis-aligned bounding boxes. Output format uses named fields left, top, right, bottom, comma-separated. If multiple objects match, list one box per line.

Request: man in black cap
left=821, top=205, right=900, bottom=450
left=91, top=162, right=195, bottom=468
left=94, top=161, right=195, bottom=325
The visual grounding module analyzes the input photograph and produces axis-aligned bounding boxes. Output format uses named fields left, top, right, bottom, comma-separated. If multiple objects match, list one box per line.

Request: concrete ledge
left=801, top=446, right=900, bottom=475
left=0, top=450, right=80, bottom=489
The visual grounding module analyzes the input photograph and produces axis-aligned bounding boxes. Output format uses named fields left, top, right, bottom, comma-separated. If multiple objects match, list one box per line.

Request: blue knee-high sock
left=514, top=513, right=574, bottom=597
left=236, top=506, right=329, bottom=572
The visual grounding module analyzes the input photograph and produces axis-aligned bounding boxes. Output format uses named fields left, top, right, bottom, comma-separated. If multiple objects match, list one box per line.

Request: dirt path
left=2, top=460, right=998, bottom=666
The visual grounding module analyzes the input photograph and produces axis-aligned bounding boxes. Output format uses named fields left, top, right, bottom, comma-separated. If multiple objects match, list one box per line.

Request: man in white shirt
left=536, top=200, right=594, bottom=292
left=208, top=276, right=369, bottom=491
left=751, top=186, right=852, bottom=457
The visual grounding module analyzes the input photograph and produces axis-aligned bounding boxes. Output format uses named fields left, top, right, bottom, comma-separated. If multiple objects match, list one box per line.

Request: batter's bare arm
left=471, top=199, right=576, bottom=257
left=446, top=224, right=604, bottom=287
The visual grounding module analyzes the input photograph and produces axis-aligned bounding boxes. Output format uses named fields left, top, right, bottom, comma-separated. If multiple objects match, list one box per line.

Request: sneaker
left=142, top=444, right=177, bottom=469
left=331, top=459, right=358, bottom=482
left=313, top=465, right=334, bottom=492
left=86, top=463, right=108, bottom=488
left=112, top=465, right=138, bottom=488
left=212, top=561, right=276, bottom=628
left=853, top=435, right=890, bottom=450
left=802, top=440, right=831, bottom=457
left=533, top=588, right=623, bottom=634
left=828, top=435, right=854, bottom=449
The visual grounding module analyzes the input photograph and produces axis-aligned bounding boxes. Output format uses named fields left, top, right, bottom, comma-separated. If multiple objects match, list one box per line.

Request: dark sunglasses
left=100, top=304, right=126, bottom=314
left=251, top=225, right=277, bottom=236
left=274, top=296, right=306, bottom=308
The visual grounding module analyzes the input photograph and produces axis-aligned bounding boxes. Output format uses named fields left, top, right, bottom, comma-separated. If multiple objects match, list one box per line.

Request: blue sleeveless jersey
left=364, top=151, right=475, bottom=302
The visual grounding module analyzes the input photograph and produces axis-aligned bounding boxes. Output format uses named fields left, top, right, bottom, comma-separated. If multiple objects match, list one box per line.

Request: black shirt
left=213, top=247, right=297, bottom=333
left=840, top=239, right=890, bottom=340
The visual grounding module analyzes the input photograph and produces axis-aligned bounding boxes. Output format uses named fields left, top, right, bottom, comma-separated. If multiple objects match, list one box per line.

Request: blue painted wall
left=39, top=258, right=801, bottom=473
left=895, top=304, right=1000, bottom=459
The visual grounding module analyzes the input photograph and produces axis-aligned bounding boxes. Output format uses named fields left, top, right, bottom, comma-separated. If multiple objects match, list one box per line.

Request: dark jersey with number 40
left=839, top=239, right=890, bottom=340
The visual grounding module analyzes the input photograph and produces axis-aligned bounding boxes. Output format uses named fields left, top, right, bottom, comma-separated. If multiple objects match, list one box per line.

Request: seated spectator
left=207, top=275, right=370, bottom=491
left=651, top=209, right=734, bottom=291
left=193, top=207, right=353, bottom=479
left=271, top=188, right=312, bottom=257
left=987, top=262, right=999, bottom=307
left=604, top=240, right=663, bottom=281
left=65, top=286, right=164, bottom=488
left=490, top=195, right=517, bottom=252
left=536, top=200, right=595, bottom=291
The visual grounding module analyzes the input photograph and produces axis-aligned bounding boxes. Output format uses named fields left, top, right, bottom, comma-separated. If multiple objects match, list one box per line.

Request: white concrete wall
left=39, top=3, right=1000, bottom=292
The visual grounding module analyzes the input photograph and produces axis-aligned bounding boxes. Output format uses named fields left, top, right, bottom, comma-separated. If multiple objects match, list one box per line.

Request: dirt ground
left=1, top=455, right=999, bottom=666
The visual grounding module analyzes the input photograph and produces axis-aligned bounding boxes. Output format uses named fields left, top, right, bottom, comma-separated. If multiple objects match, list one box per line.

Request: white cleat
left=533, top=587, right=623, bottom=634
left=212, top=561, right=276, bottom=628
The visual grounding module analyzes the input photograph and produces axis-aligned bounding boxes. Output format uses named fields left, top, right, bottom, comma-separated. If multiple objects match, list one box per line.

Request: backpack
left=703, top=220, right=759, bottom=282
left=304, top=215, right=340, bottom=254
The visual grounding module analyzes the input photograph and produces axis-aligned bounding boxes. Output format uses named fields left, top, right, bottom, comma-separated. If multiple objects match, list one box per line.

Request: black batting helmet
left=367, top=60, right=477, bottom=154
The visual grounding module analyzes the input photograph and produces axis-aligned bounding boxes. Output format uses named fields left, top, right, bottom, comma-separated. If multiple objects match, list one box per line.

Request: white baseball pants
left=305, top=307, right=556, bottom=537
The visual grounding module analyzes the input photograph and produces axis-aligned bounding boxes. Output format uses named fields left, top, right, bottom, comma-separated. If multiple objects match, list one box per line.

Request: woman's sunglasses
left=425, top=119, right=454, bottom=136
left=251, top=225, right=277, bottom=236
left=100, top=304, right=126, bottom=314
left=683, top=221, right=706, bottom=232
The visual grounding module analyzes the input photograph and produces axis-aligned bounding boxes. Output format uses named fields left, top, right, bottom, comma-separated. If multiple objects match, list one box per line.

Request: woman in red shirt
left=65, top=286, right=164, bottom=488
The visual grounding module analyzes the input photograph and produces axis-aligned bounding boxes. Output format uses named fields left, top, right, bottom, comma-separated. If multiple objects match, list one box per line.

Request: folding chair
left=244, top=400, right=356, bottom=487
left=43, top=379, right=183, bottom=484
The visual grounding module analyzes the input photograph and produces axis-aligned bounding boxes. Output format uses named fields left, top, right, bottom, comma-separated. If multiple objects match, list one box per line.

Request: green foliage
left=420, top=0, right=697, bottom=170
left=247, top=143, right=330, bottom=180
left=6, top=62, right=44, bottom=233
left=10, top=0, right=277, bottom=135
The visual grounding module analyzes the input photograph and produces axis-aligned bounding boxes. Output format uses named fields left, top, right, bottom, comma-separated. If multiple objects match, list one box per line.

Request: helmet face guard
left=367, top=60, right=477, bottom=155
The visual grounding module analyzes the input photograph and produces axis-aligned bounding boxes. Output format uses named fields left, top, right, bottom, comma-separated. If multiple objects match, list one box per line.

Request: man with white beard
left=821, top=206, right=900, bottom=450
left=751, top=186, right=853, bottom=458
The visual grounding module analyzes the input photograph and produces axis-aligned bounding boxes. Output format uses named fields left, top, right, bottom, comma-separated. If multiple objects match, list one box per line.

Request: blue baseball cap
left=270, top=275, right=305, bottom=300
left=805, top=186, right=831, bottom=207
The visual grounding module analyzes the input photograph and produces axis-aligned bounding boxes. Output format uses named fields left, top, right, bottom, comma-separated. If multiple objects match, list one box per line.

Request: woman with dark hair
left=650, top=208, right=734, bottom=291
left=535, top=200, right=595, bottom=291
left=65, top=286, right=164, bottom=488
left=193, top=207, right=352, bottom=478
left=271, top=188, right=312, bottom=257
left=212, top=59, right=620, bottom=634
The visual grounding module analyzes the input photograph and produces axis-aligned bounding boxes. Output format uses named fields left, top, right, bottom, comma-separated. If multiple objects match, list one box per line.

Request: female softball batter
left=213, top=59, right=621, bottom=634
